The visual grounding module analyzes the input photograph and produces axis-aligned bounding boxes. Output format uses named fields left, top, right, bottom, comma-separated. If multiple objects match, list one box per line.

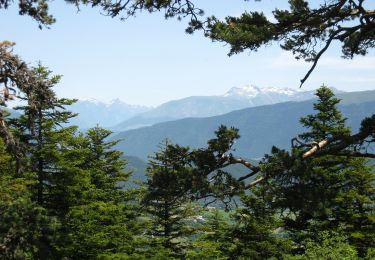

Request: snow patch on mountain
left=224, top=85, right=300, bottom=98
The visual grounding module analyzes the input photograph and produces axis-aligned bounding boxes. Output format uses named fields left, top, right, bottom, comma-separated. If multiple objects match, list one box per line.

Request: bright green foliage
left=186, top=240, right=227, bottom=260
left=0, top=140, right=56, bottom=259
left=80, top=127, right=130, bottom=202
left=62, top=202, right=135, bottom=258
left=143, top=140, right=198, bottom=257
left=186, top=209, right=230, bottom=260
left=283, top=231, right=358, bottom=260
left=59, top=127, right=138, bottom=258
left=299, top=86, right=351, bottom=141
left=366, top=248, right=375, bottom=260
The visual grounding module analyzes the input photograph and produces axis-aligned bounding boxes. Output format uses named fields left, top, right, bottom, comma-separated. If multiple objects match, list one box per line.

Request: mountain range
left=111, top=85, right=322, bottom=130
left=70, top=85, right=331, bottom=130
left=113, top=90, right=375, bottom=160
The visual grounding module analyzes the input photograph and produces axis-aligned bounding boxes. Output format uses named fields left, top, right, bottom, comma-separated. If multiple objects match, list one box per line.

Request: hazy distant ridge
left=69, top=98, right=151, bottom=129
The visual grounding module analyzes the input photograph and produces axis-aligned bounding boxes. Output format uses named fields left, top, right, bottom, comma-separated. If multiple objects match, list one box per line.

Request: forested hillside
left=113, top=95, right=375, bottom=160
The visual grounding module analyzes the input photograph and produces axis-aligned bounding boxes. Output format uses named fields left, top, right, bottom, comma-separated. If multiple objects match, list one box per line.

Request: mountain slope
left=112, top=90, right=375, bottom=160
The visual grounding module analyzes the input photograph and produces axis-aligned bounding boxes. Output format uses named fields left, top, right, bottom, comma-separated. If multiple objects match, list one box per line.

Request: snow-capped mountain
left=67, top=85, right=343, bottom=131
left=223, top=85, right=316, bottom=106
left=68, top=98, right=151, bottom=129
left=113, top=85, right=326, bottom=131
left=224, top=85, right=297, bottom=97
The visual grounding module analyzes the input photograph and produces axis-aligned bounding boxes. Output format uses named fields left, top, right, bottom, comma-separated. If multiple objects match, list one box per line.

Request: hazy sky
left=1, top=1, right=374, bottom=106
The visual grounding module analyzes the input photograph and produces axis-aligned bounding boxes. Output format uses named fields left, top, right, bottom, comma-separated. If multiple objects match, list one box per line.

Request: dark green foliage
left=196, top=1, right=375, bottom=85
left=0, top=0, right=203, bottom=28
left=1, top=0, right=374, bottom=257
left=190, top=125, right=246, bottom=204
left=9, top=65, right=78, bottom=214
left=80, top=127, right=130, bottom=201
left=334, top=158, right=375, bottom=256
left=227, top=188, right=291, bottom=260
left=1, top=64, right=141, bottom=258
left=3, top=65, right=81, bottom=256
left=260, top=86, right=375, bottom=255
left=143, top=140, right=198, bottom=256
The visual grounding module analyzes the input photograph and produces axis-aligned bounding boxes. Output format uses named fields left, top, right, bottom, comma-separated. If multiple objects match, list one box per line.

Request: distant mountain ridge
left=112, top=85, right=324, bottom=131
left=68, top=98, right=151, bottom=129
left=112, top=89, right=375, bottom=160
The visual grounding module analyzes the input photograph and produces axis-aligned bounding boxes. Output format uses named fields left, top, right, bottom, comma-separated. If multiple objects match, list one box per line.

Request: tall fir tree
left=8, top=65, right=78, bottom=211
left=3, top=64, right=79, bottom=257
left=143, top=140, right=198, bottom=257
left=59, top=126, right=140, bottom=258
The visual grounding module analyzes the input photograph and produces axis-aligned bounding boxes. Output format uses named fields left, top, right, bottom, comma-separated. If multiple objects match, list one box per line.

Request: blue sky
left=1, top=1, right=374, bottom=106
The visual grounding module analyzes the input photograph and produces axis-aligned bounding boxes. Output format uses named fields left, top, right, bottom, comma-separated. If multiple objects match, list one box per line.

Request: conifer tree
left=334, top=158, right=375, bottom=257
left=186, top=209, right=230, bottom=260
left=143, top=140, right=198, bottom=257
left=8, top=65, right=77, bottom=211
left=261, top=86, right=375, bottom=255
left=3, top=64, right=80, bottom=257
left=227, top=186, right=291, bottom=259
left=0, top=139, right=54, bottom=259
left=60, top=127, right=138, bottom=258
